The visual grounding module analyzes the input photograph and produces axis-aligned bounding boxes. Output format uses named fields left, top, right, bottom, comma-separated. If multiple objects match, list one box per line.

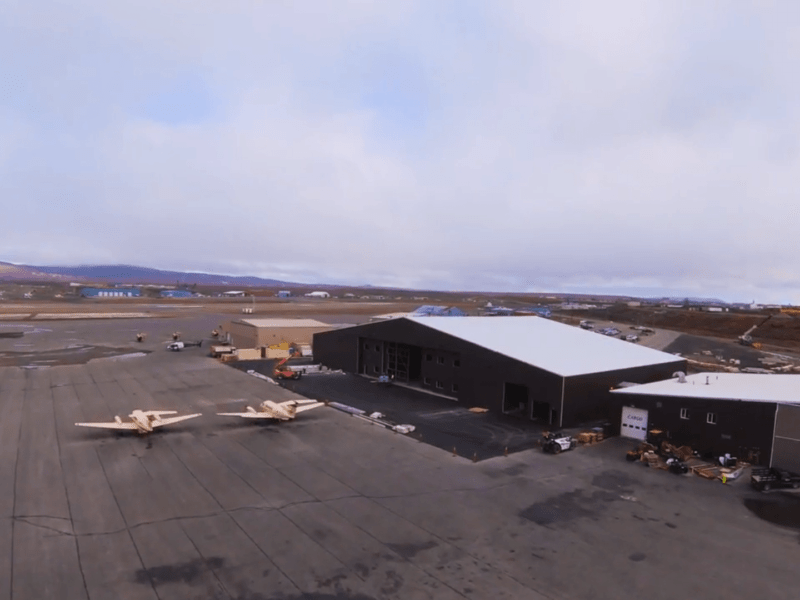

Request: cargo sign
left=621, top=407, right=648, bottom=440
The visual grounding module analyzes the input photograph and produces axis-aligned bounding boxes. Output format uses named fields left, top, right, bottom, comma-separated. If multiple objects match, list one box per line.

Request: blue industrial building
left=409, top=305, right=467, bottom=317
left=160, top=290, right=195, bottom=298
left=519, top=307, right=552, bottom=318
left=81, top=287, right=141, bottom=298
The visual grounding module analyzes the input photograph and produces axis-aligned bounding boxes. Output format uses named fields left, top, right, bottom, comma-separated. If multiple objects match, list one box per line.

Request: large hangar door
left=621, top=407, right=648, bottom=440
left=771, top=404, right=800, bottom=473
left=502, top=383, right=530, bottom=418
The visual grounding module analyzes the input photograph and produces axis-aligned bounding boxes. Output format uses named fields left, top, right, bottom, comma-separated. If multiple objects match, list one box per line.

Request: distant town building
left=409, top=305, right=466, bottom=317
left=81, top=287, right=141, bottom=298
left=515, top=307, right=552, bottom=318
left=276, top=290, right=292, bottom=298
left=483, top=306, right=515, bottom=316
left=159, top=290, right=195, bottom=298
left=560, top=303, right=598, bottom=310
left=371, top=306, right=467, bottom=321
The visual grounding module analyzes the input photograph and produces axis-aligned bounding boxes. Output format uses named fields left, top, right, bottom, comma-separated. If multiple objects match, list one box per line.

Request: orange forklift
left=273, top=348, right=303, bottom=380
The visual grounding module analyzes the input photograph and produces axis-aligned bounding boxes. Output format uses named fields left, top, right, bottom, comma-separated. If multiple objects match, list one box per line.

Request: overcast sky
left=2, top=2, right=799, bottom=303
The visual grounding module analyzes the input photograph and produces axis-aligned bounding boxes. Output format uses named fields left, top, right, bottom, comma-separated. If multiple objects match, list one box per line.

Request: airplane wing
left=151, top=413, right=202, bottom=428
left=75, top=421, right=138, bottom=430
left=293, top=402, right=325, bottom=414
left=216, top=412, right=277, bottom=419
left=144, top=410, right=178, bottom=417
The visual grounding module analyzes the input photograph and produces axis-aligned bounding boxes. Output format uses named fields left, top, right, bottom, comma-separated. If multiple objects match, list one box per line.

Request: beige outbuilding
left=226, top=318, right=332, bottom=349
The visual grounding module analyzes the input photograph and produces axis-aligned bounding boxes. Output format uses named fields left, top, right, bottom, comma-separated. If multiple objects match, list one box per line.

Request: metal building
left=227, top=318, right=333, bottom=349
left=80, top=287, right=141, bottom=298
left=409, top=305, right=466, bottom=317
left=612, top=373, right=800, bottom=469
left=313, top=316, right=686, bottom=428
left=159, top=290, right=194, bottom=298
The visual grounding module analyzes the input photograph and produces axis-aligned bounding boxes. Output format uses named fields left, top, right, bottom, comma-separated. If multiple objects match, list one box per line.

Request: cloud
left=1, top=1, right=800, bottom=302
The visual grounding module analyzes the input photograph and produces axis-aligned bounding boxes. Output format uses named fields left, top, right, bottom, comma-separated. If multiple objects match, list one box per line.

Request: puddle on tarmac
left=0, top=345, right=150, bottom=367
left=744, top=494, right=800, bottom=530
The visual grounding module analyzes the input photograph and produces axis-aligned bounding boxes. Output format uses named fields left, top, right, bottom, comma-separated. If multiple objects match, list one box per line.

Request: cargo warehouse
left=313, top=316, right=686, bottom=428
left=612, top=372, right=800, bottom=469
left=227, top=318, right=333, bottom=349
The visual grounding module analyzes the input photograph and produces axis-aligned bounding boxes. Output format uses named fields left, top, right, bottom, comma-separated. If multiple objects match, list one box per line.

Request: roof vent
left=673, top=371, right=686, bottom=383
left=706, top=376, right=710, bottom=385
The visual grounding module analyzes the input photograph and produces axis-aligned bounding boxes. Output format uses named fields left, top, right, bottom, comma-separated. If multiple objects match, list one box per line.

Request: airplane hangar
left=313, top=316, right=686, bottom=428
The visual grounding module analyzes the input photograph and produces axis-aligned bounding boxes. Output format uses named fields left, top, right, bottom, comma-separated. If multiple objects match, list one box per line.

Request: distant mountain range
left=0, top=262, right=302, bottom=287
left=0, top=261, right=737, bottom=304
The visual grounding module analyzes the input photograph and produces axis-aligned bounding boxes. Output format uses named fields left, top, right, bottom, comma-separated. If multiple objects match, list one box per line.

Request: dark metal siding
left=314, top=319, right=688, bottom=428
left=312, top=326, right=360, bottom=372
left=564, top=360, right=686, bottom=428
left=772, top=404, right=800, bottom=472
left=612, top=393, right=777, bottom=465
left=314, top=319, right=564, bottom=416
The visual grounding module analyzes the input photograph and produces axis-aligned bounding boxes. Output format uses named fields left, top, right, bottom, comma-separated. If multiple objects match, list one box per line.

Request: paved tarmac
left=1, top=318, right=799, bottom=599
left=279, top=372, right=545, bottom=461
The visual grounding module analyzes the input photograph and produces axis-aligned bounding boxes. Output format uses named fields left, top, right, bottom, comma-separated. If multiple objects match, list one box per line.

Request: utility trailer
left=751, top=467, right=800, bottom=491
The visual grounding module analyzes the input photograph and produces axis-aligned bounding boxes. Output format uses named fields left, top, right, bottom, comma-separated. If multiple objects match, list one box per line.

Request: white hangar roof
left=404, top=316, right=683, bottom=377
left=612, top=372, right=800, bottom=404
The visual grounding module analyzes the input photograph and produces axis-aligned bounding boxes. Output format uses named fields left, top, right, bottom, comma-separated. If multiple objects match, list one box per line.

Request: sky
left=2, top=1, right=799, bottom=303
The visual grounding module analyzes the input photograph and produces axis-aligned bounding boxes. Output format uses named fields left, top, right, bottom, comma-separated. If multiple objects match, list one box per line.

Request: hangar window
left=656, top=402, right=662, bottom=408
left=452, top=383, right=459, bottom=392
left=435, top=381, right=444, bottom=390
left=437, top=356, right=445, bottom=364
left=423, top=377, right=431, bottom=385
left=425, top=354, right=433, bottom=362
left=373, top=366, right=379, bottom=373
left=453, top=359, right=460, bottom=367
left=680, top=408, right=689, bottom=420
left=707, top=412, right=717, bottom=425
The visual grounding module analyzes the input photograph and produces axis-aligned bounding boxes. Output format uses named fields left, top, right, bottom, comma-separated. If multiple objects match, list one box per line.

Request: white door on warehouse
left=621, top=406, right=649, bottom=440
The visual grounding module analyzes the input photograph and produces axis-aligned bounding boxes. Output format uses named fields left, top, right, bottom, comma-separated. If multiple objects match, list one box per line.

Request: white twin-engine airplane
left=217, top=399, right=324, bottom=421
left=75, top=410, right=202, bottom=434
